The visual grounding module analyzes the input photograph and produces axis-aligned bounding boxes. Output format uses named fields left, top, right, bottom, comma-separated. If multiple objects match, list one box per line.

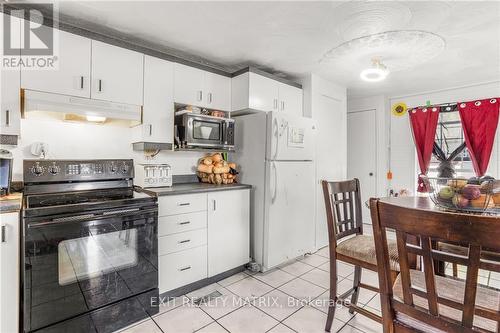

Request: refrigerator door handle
left=271, top=161, right=278, bottom=204
left=272, top=117, right=279, bottom=160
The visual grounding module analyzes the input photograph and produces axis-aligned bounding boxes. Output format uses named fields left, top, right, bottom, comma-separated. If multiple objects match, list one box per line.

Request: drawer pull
left=178, top=239, right=191, bottom=244
left=179, top=221, right=191, bottom=225
left=179, top=266, right=192, bottom=271
left=178, top=203, right=190, bottom=206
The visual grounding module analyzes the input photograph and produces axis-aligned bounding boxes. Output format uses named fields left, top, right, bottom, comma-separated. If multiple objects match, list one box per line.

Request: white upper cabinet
left=174, top=63, right=205, bottom=106
left=278, top=83, right=303, bottom=117
left=231, top=71, right=302, bottom=116
left=207, top=189, right=250, bottom=277
left=141, top=55, right=174, bottom=144
left=174, top=63, right=231, bottom=111
left=21, top=30, right=91, bottom=98
left=204, top=72, right=231, bottom=111
left=1, top=13, right=21, bottom=136
left=91, top=40, right=144, bottom=105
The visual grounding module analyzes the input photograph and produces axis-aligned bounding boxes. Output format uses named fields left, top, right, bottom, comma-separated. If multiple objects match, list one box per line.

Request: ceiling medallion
left=321, top=30, right=446, bottom=72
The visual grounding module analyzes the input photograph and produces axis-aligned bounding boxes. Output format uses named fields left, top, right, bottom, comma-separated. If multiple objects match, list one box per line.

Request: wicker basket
left=422, top=176, right=500, bottom=214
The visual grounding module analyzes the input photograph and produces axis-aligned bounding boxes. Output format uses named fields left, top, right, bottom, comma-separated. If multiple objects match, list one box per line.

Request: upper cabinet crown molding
left=231, top=71, right=303, bottom=116
left=174, top=63, right=231, bottom=111
left=91, top=41, right=144, bottom=106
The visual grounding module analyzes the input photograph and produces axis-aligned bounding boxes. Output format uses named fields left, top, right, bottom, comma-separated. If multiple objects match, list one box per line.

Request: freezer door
left=266, top=112, right=316, bottom=161
left=264, top=161, right=316, bottom=270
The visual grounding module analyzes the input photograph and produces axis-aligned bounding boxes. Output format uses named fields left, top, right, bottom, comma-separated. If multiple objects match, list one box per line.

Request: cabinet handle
left=197, top=90, right=203, bottom=102
left=178, top=239, right=191, bottom=244
left=282, top=101, right=285, bottom=111
left=213, top=199, right=216, bottom=211
left=179, top=221, right=190, bottom=225
left=273, top=99, right=278, bottom=110
left=208, top=92, right=212, bottom=104
left=98, top=79, right=102, bottom=92
left=179, top=266, right=191, bottom=271
left=149, top=124, right=152, bottom=136
left=178, top=202, right=190, bottom=206
left=5, top=110, right=9, bottom=126
left=80, top=76, right=84, bottom=89
left=1, top=225, right=5, bottom=243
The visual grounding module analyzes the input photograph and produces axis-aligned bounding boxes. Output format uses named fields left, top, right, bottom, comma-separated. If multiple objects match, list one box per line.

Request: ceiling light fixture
left=360, top=58, right=389, bottom=82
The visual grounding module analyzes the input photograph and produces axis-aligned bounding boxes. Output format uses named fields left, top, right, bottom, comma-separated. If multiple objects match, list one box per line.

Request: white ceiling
left=56, top=1, right=500, bottom=98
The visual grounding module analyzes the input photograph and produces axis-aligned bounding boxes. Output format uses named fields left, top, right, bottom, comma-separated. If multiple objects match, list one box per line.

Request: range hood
left=22, top=90, right=142, bottom=123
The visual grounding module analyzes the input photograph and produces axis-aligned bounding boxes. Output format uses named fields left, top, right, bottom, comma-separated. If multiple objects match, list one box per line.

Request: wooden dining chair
left=321, top=179, right=400, bottom=332
left=370, top=197, right=500, bottom=333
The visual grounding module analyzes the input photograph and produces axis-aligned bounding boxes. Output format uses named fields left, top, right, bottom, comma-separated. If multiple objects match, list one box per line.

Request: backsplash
left=8, top=118, right=203, bottom=181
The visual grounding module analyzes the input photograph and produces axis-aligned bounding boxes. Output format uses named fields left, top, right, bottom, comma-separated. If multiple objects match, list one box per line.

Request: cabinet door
left=207, top=189, right=250, bottom=277
left=142, top=56, right=174, bottom=144
left=174, top=63, right=204, bottom=107
left=248, top=72, right=279, bottom=112
left=91, top=40, right=144, bottom=105
left=204, top=72, right=231, bottom=111
left=0, top=212, right=20, bottom=333
left=1, top=13, right=21, bottom=136
left=21, top=30, right=91, bottom=98
left=279, top=83, right=303, bottom=117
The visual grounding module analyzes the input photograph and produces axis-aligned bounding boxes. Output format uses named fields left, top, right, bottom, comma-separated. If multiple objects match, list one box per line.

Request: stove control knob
left=109, top=163, right=118, bottom=173
left=31, top=163, right=45, bottom=176
left=121, top=163, right=129, bottom=174
left=48, top=163, right=60, bottom=175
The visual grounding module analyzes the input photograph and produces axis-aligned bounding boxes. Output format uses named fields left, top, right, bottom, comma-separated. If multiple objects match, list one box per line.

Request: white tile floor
left=116, top=223, right=500, bottom=333
left=117, top=244, right=382, bottom=333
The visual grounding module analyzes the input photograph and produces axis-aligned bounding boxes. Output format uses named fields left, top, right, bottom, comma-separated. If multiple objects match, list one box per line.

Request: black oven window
left=193, top=120, right=221, bottom=141
left=58, top=229, right=138, bottom=286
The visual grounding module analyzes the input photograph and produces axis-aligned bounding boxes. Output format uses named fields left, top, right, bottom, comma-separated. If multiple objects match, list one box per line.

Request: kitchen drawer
left=159, top=245, right=207, bottom=293
left=159, top=193, right=207, bottom=216
left=159, top=228, right=207, bottom=256
left=158, top=211, right=207, bottom=236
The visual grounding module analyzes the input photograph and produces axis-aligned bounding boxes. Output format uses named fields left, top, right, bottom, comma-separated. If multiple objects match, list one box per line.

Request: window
left=428, top=109, right=475, bottom=178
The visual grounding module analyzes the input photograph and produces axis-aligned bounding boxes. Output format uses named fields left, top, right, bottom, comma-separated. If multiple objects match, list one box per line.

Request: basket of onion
left=423, top=176, right=500, bottom=214
left=196, top=153, right=238, bottom=185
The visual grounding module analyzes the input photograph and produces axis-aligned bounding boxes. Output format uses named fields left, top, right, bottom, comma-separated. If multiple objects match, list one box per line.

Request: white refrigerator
left=232, top=111, right=316, bottom=272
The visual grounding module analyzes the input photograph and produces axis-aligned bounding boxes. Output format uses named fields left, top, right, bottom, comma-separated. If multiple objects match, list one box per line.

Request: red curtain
left=408, top=106, right=440, bottom=192
left=458, top=98, right=500, bottom=176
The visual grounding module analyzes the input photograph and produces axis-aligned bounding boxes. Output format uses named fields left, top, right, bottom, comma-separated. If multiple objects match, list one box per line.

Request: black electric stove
left=22, top=159, right=159, bottom=333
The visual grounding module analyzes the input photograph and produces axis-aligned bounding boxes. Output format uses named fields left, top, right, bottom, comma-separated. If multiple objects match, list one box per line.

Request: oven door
left=23, top=204, right=158, bottom=332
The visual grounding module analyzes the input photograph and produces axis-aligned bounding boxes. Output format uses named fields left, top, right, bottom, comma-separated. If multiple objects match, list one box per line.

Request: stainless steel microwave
left=175, top=113, right=235, bottom=151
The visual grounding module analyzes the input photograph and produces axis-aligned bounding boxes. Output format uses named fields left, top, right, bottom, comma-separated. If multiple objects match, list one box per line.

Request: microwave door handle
left=221, top=121, right=226, bottom=143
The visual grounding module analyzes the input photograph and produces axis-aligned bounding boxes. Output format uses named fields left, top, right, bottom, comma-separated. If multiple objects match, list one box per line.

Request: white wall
left=9, top=117, right=203, bottom=181
left=348, top=81, right=500, bottom=196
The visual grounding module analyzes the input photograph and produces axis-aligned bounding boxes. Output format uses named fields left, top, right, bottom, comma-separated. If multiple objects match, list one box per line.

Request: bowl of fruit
left=423, top=176, right=500, bottom=214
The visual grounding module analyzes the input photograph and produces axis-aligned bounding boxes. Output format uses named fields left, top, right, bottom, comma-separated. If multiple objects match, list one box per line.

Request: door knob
left=369, top=172, right=374, bottom=176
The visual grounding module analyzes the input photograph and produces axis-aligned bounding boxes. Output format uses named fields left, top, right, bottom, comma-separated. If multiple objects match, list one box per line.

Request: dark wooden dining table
left=372, top=195, right=500, bottom=274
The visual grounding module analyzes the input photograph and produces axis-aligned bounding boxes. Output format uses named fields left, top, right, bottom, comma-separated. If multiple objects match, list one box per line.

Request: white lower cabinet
left=159, top=246, right=207, bottom=294
left=158, top=189, right=250, bottom=293
left=0, top=212, right=20, bottom=333
left=208, top=189, right=250, bottom=277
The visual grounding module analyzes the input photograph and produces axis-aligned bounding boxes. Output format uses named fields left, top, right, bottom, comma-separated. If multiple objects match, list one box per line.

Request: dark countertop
left=138, top=182, right=252, bottom=197
left=0, top=192, right=22, bottom=214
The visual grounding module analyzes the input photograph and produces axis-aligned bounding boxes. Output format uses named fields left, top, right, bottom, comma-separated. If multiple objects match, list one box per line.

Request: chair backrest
left=321, top=179, right=363, bottom=245
left=370, top=198, right=500, bottom=333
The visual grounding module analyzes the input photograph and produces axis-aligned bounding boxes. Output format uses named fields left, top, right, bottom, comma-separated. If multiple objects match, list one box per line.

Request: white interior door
left=347, top=109, right=377, bottom=224
left=265, top=161, right=315, bottom=270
